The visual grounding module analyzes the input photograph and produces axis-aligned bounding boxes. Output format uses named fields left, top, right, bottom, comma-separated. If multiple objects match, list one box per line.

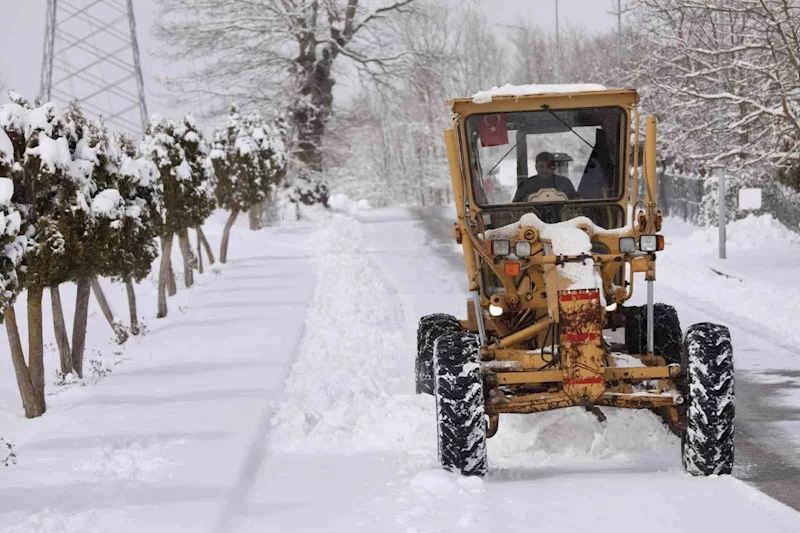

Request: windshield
left=465, top=107, right=625, bottom=209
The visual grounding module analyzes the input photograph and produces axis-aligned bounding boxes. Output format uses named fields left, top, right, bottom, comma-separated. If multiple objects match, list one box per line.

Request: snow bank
left=687, top=213, right=800, bottom=250
left=270, top=213, right=434, bottom=454
left=328, top=193, right=372, bottom=215
left=472, top=83, right=608, bottom=104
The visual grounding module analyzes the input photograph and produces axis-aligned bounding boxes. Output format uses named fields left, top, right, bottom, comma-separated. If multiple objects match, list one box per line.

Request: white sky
left=0, top=0, right=618, bottom=126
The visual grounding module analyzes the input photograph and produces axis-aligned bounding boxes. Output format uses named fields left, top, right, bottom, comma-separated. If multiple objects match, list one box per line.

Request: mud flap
left=559, top=289, right=605, bottom=404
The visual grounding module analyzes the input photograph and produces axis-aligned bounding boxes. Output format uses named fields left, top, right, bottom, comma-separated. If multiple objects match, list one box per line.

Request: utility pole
left=39, top=0, right=149, bottom=135
left=555, top=0, right=561, bottom=83
left=617, top=0, right=622, bottom=68
left=719, top=175, right=727, bottom=259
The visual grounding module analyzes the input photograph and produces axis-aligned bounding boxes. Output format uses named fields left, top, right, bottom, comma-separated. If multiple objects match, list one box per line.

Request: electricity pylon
left=40, top=0, right=148, bottom=134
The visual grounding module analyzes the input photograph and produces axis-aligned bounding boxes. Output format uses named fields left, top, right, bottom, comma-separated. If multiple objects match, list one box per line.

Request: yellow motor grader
left=416, top=87, right=734, bottom=477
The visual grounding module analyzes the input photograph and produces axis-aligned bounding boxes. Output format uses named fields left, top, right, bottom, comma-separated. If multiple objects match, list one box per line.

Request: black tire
left=434, top=332, right=487, bottom=477
left=681, top=323, right=735, bottom=476
left=625, top=303, right=682, bottom=363
left=416, top=314, right=461, bottom=395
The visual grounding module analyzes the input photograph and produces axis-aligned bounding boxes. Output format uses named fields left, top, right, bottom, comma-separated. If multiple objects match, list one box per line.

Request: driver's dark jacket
left=513, top=174, right=578, bottom=203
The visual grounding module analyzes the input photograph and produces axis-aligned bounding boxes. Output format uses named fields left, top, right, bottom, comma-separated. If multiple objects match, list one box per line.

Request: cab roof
left=448, top=85, right=640, bottom=116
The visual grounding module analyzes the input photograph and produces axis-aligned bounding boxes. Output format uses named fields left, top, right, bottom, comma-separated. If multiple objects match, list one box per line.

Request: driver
left=513, top=151, right=578, bottom=202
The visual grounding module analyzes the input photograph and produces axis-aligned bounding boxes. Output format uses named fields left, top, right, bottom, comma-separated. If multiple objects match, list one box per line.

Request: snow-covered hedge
left=698, top=172, right=800, bottom=231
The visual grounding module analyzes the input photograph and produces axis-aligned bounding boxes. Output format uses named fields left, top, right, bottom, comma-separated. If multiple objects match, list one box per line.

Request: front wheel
left=416, top=314, right=461, bottom=395
left=434, top=332, right=487, bottom=477
left=681, top=323, right=735, bottom=476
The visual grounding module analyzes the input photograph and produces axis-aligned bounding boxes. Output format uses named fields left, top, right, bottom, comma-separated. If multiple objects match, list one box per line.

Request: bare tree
left=635, top=0, right=800, bottom=175
left=156, top=0, right=415, bottom=206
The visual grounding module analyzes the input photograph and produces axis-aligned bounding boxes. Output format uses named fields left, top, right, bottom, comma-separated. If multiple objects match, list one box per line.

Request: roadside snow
left=270, top=214, right=433, bottom=453
left=685, top=213, right=800, bottom=249
left=472, top=83, right=608, bottom=103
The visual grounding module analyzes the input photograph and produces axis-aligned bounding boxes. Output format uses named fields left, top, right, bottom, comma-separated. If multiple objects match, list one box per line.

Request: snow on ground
left=2, top=207, right=800, bottom=532
left=0, top=210, right=317, bottom=531
left=653, top=215, right=800, bottom=381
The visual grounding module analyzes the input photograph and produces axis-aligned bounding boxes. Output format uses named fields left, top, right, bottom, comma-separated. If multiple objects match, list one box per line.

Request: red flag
left=477, top=114, right=509, bottom=147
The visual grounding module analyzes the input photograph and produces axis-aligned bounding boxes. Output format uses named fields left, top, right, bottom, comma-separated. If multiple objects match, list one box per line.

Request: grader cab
left=416, top=86, right=734, bottom=477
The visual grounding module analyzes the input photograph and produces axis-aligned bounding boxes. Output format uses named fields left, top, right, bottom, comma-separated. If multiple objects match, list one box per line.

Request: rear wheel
left=416, top=314, right=461, bottom=395
left=681, top=323, right=735, bottom=476
left=625, top=303, right=682, bottom=363
left=434, top=332, right=487, bottom=477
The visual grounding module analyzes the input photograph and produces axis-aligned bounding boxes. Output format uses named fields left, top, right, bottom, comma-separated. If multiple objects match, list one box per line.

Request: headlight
left=491, top=239, right=510, bottom=256
left=619, top=237, right=635, bottom=253
left=489, top=304, right=504, bottom=316
left=640, top=235, right=658, bottom=252
left=514, top=241, right=531, bottom=257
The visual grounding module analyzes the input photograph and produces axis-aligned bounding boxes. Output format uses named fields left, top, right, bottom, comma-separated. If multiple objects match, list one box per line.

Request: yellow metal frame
left=443, top=88, right=678, bottom=424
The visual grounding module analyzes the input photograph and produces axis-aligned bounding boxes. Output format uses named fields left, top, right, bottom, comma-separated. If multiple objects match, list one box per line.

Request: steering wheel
left=525, top=188, right=569, bottom=204
left=524, top=188, right=568, bottom=223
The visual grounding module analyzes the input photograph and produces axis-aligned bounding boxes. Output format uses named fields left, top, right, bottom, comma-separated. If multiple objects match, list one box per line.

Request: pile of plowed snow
left=269, top=214, right=435, bottom=454
left=270, top=212, right=679, bottom=467
left=684, top=214, right=800, bottom=250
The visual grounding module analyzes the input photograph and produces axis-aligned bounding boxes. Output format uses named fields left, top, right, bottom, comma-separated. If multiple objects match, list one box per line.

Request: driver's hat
left=535, top=151, right=555, bottom=163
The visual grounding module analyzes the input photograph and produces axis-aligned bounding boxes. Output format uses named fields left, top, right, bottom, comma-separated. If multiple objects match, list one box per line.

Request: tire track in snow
left=210, top=256, right=318, bottom=533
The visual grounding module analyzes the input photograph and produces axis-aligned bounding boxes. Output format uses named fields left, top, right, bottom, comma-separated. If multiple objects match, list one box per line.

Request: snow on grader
left=416, top=86, right=734, bottom=477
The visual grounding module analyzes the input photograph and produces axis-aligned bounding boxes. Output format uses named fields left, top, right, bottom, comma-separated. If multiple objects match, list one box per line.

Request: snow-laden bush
left=0, top=119, right=28, bottom=319
left=142, top=115, right=215, bottom=317
left=212, top=105, right=287, bottom=262
left=1, top=92, right=166, bottom=418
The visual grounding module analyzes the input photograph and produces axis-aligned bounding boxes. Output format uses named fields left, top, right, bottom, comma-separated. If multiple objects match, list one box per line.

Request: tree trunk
left=168, top=265, right=177, bottom=296
left=196, top=228, right=204, bottom=274
left=290, top=63, right=333, bottom=207
left=248, top=204, right=265, bottom=230
left=158, top=234, right=175, bottom=318
left=50, top=285, right=73, bottom=375
left=178, top=229, right=194, bottom=288
left=91, top=277, right=128, bottom=344
left=27, top=286, right=46, bottom=411
left=161, top=235, right=177, bottom=296
left=220, top=209, right=239, bottom=264
left=197, top=226, right=215, bottom=264
left=71, top=277, right=91, bottom=379
left=126, top=278, right=140, bottom=335
left=5, top=306, right=44, bottom=418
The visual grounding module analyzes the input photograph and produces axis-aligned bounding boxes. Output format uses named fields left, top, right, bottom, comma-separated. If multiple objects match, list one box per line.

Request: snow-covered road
left=2, top=207, right=800, bottom=532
